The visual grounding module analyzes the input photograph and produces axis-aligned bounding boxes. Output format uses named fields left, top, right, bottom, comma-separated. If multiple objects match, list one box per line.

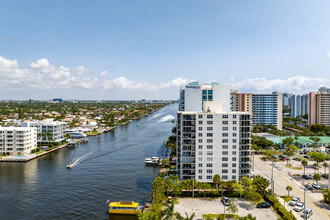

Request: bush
left=31, top=149, right=36, bottom=153
left=36, top=147, right=40, bottom=152
left=264, top=193, right=296, bottom=220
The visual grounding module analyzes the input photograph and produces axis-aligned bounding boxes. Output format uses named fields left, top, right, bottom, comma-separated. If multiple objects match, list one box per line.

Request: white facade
left=177, top=83, right=252, bottom=182
left=179, top=82, right=231, bottom=112
left=21, top=119, right=66, bottom=143
left=0, top=127, right=37, bottom=156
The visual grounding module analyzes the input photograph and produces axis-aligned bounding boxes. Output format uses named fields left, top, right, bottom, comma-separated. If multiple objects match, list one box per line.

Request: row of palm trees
left=37, top=131, right=54, bottom=143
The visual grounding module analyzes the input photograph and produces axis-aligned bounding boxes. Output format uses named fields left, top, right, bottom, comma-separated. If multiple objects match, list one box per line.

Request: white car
left=293, top=202, right=305, bottom=212
left=311, top=183, right=321, bottom=189
left=301, top=209, right=313, bottom=219
left=289, top=197, right=300, bottom=206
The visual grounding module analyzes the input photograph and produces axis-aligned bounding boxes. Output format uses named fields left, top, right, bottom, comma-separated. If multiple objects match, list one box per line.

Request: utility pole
left=299, top=186, right=306, bottom=220
left=328, top=161, right=330, bottom=190
left=271, top=161, right=274, bottom=196
left=252, top=151, right=255, bottom=172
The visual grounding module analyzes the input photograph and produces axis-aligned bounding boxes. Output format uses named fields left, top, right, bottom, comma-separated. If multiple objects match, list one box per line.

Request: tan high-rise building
left=309, top=90, right=330, bottom=127
left=232, top=91, right=282, bottom=130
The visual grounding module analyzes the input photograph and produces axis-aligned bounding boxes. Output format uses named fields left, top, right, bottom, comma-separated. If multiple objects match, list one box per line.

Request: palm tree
left=323, top=162, right=329, bottom=175
left=174, top=212, right=195, bottom=220
left=160, top=200, right=176, bottom=220
left=313, top=163, right=318, bottom=174
left=301, top=159, right=308, bottom=175
left=286, top=185, right=292, bottom=197
left=213, top=174, right=221, bottom=190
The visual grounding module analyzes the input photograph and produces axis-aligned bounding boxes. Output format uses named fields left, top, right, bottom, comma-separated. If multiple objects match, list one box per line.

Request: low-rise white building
left=0, top=127, right=37, bottom=156
left=21, top=119, right=66, bottom=143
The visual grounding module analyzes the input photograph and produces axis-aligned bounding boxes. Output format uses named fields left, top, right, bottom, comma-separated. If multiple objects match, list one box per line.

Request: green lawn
left=285, top=164, right=302, bottom=170
left=203, top=214, right=240, bottom=220
left=280, top=195, right=293, bottom=202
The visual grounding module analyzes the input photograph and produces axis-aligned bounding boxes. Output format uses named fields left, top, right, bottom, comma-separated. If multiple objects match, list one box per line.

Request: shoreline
left=0, top=143, right=67, bottom=162
left=0, top=104, right=171, bottom=162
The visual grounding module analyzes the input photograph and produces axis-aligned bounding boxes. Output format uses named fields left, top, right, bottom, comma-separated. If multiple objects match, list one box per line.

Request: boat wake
left=70, top=151, right=96, bottom=168
left=157, top=114, right=175, bottom=123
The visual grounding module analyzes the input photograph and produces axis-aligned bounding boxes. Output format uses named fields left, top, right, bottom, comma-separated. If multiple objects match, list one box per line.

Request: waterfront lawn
left=87, top=131, right=98, bottom=136
left=203, top=214, right=240, bottom=220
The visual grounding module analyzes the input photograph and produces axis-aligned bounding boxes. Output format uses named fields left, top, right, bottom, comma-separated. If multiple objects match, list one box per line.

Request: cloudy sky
left=1, top=0, right=330, bottom=100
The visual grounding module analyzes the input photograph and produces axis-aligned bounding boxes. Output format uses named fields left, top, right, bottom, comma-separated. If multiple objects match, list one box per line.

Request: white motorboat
left=66, top=163, right=73, bottom=169
left=145, top=157, right=161, bottom=166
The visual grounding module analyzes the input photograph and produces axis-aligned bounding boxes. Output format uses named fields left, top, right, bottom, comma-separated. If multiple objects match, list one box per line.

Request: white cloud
left=30, top=58, right=50, bottom=69
left=1, top=55, right=327, bottom=99
left=232, top=76, right=329, bottom=93
left=326, top=51, right=330, bottom=58
left=100, top=70, right=108, bottom=78
left=73, top=66, right=88, bottom=76
left=160, top=77, right=190, bottom=88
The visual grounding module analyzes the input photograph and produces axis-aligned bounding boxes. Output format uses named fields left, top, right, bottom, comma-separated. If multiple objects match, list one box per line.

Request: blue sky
left=1, top=0, right=330, bottom=100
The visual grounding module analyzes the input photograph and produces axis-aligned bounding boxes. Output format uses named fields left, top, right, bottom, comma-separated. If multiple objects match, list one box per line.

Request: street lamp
left=299, top=186, right=307, bottom=220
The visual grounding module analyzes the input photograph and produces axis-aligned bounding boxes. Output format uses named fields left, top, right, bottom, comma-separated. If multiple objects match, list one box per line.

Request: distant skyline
left=1, top=0, right=330, bottom=100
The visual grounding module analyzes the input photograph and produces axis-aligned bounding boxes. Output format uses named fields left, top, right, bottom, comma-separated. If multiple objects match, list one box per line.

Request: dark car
left=322, top=174, right=329, bottom=179
left=305, top=184, right=313, bottom=190
left=220, top=197, right=230, bottom=206
left=257, top=202, right=270, bottom=208
left=302, top=175, right=313, bottom=180
left=304, top=155, right=310, bottom=159
left=299, top=150, right=303, bottom=154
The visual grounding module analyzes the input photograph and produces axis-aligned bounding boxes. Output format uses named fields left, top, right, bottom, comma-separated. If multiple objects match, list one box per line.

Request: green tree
left=64, top=133, right=71, bottom=139
left=213, top=174, right=221, bottom=190
left=323, top=189, right=330, bottom=205
left=323, top=162, right=329, bottom=175
left=282, top=137, right=294, bottom=146
left=286, top=185, right=292, bottom=197
left=174, top=212, right=196, bottom=220
left=308, top=152, right=326, bottom=166
left=313, top=173, right=321, bottom=184
left=160, top=200, right=176, bottom=220
left=241, top=176, right=252, bottom=188
left=232, top=182, right=243, bottom=198
left=313, top=163, right=318, bottom=174
left=243, top=187, right=262, bottom=202
left=309, top=136, right=321, bottom=149
left=226, top=201, right=238, bottom=216
left=239, top=214, right=256, bottom=220
left=301, top=159, right=308, bottom=175
left=284, top=145, right=298, bottom=164
left=253, top=175, right=270, bottom=193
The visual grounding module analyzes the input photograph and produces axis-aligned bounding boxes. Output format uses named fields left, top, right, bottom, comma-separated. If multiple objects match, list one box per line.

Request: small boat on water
left=108, top=201, right=142, bottom=215
left=66, top=163, right=73, bottom=169
left=145, top=156, right=162, bottom=166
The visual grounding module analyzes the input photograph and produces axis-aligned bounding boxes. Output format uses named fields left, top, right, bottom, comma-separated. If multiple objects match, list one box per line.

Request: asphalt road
left=253, top=155, right=330, bottom=220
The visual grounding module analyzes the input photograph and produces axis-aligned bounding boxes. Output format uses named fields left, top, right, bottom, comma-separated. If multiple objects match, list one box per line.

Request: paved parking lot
left=174, top=198, right=277, bottom=220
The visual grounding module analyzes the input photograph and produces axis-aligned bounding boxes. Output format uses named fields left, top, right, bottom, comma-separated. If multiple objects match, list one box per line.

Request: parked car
left=311, top=183, right=321, bottom=189
left=293, top=202, right=305, bottom=212
left=299, top=150, right=303, bottom=154
left=279, top=155, right=286, bottom=159
left=322, top=174, right=329, bottom=179
left=257, top=202, right=270, bottom=208
left=280, top=158, right=286, bottom=161
left=289, top=197, right=300, bottom=206
left=302, top=175, right=313, bottom=180
left=220, top=197, right=230, bottom=206
left=304, top=155, right=310, bottom=158
left=305, top=184, right=313, bottom=190
left=301, top=209, right=313, bottom=219
left=272, top=156, right=278, bottom=159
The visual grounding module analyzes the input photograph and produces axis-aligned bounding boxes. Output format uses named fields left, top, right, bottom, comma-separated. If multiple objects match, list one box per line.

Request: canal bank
left=0, top=104, right=177, bottom=220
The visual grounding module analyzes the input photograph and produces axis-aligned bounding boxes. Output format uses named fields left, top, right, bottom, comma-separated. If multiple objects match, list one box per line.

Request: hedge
left=264, top=193, right=296, bottom=220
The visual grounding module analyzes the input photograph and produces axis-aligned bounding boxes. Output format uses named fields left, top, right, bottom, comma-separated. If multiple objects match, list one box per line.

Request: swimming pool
left=11, top=156, right=27, bottom=158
